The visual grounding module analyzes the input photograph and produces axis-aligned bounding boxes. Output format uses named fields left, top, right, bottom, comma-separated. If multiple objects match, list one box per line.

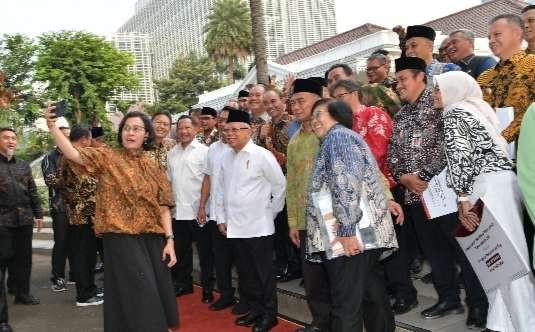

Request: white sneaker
left=76, top=296, right=104, bottom=307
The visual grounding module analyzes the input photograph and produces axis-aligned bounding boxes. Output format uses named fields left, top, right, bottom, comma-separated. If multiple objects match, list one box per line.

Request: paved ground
left=8, top=253, right=104, bottom=332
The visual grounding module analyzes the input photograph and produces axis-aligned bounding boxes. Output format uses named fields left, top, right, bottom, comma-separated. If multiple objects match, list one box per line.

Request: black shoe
left=235, top=313, right=261, bottom=326
left=278, top=271, right=303, bottom=283
left=94, top=262, right=104, bottom=274
left=175, top=287, right=194, bottom=297
left=420, top=272, right=433, bottom=284
left=210, top=298, right=236, bottom=311
left=201, top=289, right=214, bottom=303
left=466, top=306, right=487, bottom=329
left=294, top=326, right=325, bottom=332
left=14, top=294, right=40, bottom=305
left=0, top=322, right=13, bottom=332
left=232, top=301, right=250, bottom=315
left=252, top=317, right=278, bottom=332
left=421, top=301, right=465, bottom=319
left=410, top=258, right=424, bottom=275
left=76, top=295, right=104, bottom=307
left=392, top=298, right=418, bottom=315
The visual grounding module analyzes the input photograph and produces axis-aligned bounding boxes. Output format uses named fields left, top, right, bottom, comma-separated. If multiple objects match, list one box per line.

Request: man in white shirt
left=167, top=116, right=212, bottom=302
left=216, top=110, right=286, bottom=332
left=197, top=107, right=239, bottom=312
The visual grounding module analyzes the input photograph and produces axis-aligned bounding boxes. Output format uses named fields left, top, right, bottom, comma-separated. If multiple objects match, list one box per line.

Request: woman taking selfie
left=44, top=107, right=178, bottom=332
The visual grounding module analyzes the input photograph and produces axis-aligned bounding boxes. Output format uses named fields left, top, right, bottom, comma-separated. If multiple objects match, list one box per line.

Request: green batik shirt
left=286, top=126, right=320, bottom=230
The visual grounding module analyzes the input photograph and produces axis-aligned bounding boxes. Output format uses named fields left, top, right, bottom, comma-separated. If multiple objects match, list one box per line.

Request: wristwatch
left=165, top=234, right=174, bottom=240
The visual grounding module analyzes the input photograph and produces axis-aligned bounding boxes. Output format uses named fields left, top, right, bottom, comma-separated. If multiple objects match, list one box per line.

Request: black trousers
left=0, top=266, right=7, bottom=323
left=172, top=220, right=215, bottom=291
left=0, top=225, right=33, bottom=296
left=383, top=186, right=417, bottom=301
left=50, top=209, right=72, bottom=280
left=208, top=221, right=235, bottom=300
left=299, top=230, right=331, bottom=330
left=274, top=206, right=301, bottom=275
left=70, top=223, right=97, bottom=302
left=232, top=236, right=277, bottom=319
left=407, top=203, right=487, bottom=308
left=324, top=249, right=395, bottom=332
left=103, top=233, right=178, bottom=332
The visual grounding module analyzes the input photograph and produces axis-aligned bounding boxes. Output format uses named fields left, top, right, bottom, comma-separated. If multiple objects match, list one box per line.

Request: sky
left=1, top=0, right=482, bottom=37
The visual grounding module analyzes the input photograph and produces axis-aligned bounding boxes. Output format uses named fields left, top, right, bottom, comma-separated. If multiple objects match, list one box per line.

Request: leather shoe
left=392, top=298, right=418, bottom=315
left=235, top=313, right=261, bottom=326
left=201, top=289, right=214, bottom=303
left=277, top=271, right=302, bottom=283
left=421, top=301, right=464, bottom=319
left=294, top=326, right=325, bottom=332
left=210, top=298, right=236, bottom=311
left=175, top=287, right=194, bottom=297
left=232, top=301, right=250, bottom=315
left=252, top=317, right=278, bottom=331
left=14, top=293, right=40, bottom=305
left=466, top=306, right=487, bottom=329
left=0, top=322, right=13, bottom=332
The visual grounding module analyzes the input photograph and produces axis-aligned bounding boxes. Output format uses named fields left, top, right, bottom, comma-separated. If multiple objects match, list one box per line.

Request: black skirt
left=103, top=233, right=178, bottom=332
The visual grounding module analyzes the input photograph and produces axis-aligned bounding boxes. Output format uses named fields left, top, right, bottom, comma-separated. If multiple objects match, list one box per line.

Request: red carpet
left=171, top=286, right=302, bottom=331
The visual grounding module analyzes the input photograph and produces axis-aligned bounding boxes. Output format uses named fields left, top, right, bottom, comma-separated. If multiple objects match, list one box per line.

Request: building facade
left=117, top=0, right=337, bottom=79
left=109, top=33, right=155, bottom=104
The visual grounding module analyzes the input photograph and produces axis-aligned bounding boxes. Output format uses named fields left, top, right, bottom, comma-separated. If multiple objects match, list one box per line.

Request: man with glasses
left=446, top=29, right=497, bottom=79
left=216, top=110, right=286, bottom=332
left=197, top=107, right=219, bottom=146
left=362, top=53, right=401, bottom=117
left=366, top=53, right=393, bottom=87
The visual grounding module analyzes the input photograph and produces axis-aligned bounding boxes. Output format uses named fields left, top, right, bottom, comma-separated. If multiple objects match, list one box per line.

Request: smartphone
left=52, top=100, right=67, bottom=118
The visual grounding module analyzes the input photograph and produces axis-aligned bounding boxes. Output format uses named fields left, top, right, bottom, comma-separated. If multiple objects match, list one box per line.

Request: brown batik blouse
left=144, top=138, right=176, bottom=169
left=73, top=147, right=175, bottom=235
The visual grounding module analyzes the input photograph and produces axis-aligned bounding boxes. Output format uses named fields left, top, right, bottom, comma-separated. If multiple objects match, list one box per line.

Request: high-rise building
left=264, top=0, right=336, bottom=59
left=117, top=0, right=337, bottom=79
left=109, top=33, right=155, bottom=104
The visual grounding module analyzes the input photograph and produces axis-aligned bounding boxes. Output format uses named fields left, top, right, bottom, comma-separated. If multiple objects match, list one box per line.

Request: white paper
left=495, top=107, right=516, bottom=159
left=421, top=169, right=458, bottom=219
left=311, top=186, right=378, bottom=260
left=455, top=204, right=529, bottom=293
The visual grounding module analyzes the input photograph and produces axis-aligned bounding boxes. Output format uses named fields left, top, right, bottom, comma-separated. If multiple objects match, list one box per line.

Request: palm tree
left=204, top=0, right=252, bottom=83
left=249, top=0, right=268, bottom=85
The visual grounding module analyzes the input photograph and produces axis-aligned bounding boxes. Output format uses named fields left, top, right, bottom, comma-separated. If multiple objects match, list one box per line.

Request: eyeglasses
left=153, top=121, right=170, bottom=127
left=200, top=116, right=215, bottom=120
left=334, top=91, right=353, bottom=99
left=222, top=127, right=249, bottom=134
left=123, top=125, right=146, bottom=133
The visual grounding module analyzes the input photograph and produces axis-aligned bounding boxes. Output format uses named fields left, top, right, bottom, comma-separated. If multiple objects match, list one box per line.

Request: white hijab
left=433, top=71, right=508, bottom=154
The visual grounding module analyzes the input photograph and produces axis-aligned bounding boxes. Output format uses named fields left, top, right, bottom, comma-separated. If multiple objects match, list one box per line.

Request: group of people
left=1, top=6, right=535, bottom=332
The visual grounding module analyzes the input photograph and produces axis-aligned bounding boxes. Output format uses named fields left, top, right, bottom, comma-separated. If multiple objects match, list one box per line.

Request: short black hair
left=409, top=69, right=427, bottom=85
left=329, top=79, right=362, bottom=100
left=324, top=64, right=353, bottom=80
left=372, top=49, right=389, bottom=56
left=178, top=115, right=192, bottom=122
left=0, top=127, right=16, bottom=135
left=522, top=5, right=535, bottom=14
left=327, top=100, right=353, bottom=130
left=152, top=111, right=172, bottom=125
left=69, top=123, right=91, bottom=142
left=117, top=111, right=155, bottom=151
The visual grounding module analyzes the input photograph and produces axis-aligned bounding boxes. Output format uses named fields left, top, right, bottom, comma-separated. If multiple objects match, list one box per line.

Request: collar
left=496, top=50, right=526, bottom=68
left=0, top=152, right=16, bottom=163
left=232, top=139, right=254, bottom=155
left=179, top=138, right=203, bottom=151
left=460, top=54, right=475, bottom=66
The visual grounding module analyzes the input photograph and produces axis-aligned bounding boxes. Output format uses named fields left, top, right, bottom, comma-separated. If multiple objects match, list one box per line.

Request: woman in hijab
left=433, top=71, right=535, bottom=332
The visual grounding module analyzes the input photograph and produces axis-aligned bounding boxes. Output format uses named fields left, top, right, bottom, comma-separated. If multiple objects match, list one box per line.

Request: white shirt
left=167, top=139, right=209, bottom=220
left=202, top=141, right=231, bottom=222
left=216, top=140, right=286, bottom=238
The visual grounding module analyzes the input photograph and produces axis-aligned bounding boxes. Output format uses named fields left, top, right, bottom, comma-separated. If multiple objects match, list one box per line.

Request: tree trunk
left=249, top=0, right=268, bottom=85
left=228, top=57, right=235, bottom=84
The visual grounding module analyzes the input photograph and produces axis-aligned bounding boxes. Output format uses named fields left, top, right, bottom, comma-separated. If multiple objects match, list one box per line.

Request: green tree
left=0, top=34, right=42, bottom=126
left=249, top=0, right=269, bottom=84
left=153, top=53, right=222, bottom=114
left=35, top=31, right=138, bottom=123
left=204, top=0, right=252, bottom=83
